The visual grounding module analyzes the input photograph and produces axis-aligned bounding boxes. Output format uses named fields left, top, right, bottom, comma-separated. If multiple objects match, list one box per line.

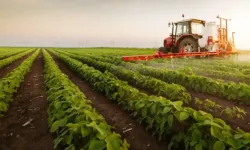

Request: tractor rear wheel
left=178, top=38, right=199, bottom=53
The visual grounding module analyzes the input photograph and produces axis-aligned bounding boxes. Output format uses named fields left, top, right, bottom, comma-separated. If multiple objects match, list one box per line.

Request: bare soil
left=0, top=52, right=54, bottom=150
left=0, top=51, right=34, bottom=78
left=51, top=53, right=169, bottom=150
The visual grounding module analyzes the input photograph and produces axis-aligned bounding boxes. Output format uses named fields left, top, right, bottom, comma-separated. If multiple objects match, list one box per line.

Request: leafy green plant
left=0, top=49, right=39, bottom=117
left=53, top=50, right=192, bottom=104
left=0, top=48, right=29, bottom=60
left=176, top=67, right=195, bottom=75
left=195, top=97, right=246, bottom=121
left=194, top=98, right=221, bottom=112
left=118, top=61, right=250, bottom=105
left=203, top=99, right=221, bottom=112
left=51, top=50, right=250, bottom=150
left=77, top=53, right=250, bottom=105
left=221, top=106, right=247, bottom=120
left=0, top=50, right=33, bottom=69
left=43, top=50, right=129, bottom=150
left=194, top=98, right=203, bottom=110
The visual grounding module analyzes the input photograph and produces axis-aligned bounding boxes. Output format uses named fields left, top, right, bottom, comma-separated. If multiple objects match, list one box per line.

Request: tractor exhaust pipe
left=232, top=32, right=235, bottom=45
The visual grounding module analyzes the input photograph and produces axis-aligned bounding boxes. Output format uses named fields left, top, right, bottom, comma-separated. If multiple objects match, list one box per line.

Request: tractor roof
left=174, top=18, right=206, bottom=24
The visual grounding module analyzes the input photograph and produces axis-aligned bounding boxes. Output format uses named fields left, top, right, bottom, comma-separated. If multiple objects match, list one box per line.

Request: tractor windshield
left=176, top=22, right=189, bottom=36
left=191, top=22, right=203, bottom=35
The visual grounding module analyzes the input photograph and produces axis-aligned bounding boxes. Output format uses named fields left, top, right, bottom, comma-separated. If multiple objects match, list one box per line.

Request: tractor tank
left=199, top=22, right=218, bottom=52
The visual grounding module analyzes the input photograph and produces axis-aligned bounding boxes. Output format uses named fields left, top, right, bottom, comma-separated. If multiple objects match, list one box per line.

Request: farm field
left=0, top=47, right=250, bottom=150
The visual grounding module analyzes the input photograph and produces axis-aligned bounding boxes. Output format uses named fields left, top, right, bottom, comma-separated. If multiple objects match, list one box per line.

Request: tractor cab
left=161, top=18, right=206, bottom=53
left=174, top=18, right=205, bottom=39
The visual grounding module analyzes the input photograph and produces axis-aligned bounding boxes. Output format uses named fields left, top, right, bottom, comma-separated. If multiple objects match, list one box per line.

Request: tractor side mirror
left=168, top=22, right=171, bottom=27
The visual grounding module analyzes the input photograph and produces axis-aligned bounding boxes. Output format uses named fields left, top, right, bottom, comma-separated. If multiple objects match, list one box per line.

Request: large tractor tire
left=178, top=37, right=199, bottom=53
left=158, top=47, right=169, bottom=53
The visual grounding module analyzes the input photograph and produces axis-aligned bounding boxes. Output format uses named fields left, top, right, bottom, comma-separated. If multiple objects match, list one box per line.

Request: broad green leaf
left=175, top=111, right=189, bottom=121
left=162, top=106, right=172, bottom=114
left=89, top=140, right=106, bottom=150
left=65, top=144, right=75, bottom=150
left=213, top=141, right=225, bottom=150
left=81, top=125, right=91, bottom=137
left=193, top=111, right=205, bottom=122
left=54, top=137, right=63, bottom=149
left=225, top=138, right=242, bottom=149
left=234, top=134, right=244, bottom=139
left=66, top=123, right=81, bottom=132
left=195, top=143, right=202, bottom=150
left=172, top=101, right=183, bottom=111
left=66, top=131, right=73, bottom=144
left=50, top=118, right=68, bottom=132
left=192, top=129, right=201, bottom=141
left=167, top=115, right=173, bottom=128
left=105, top=134, right=121, bottom=150
left=122, top=139, right=130, bottom=149
left=150, top=103, right=157, bottom=115
left=211, top=126, right=224, bottom=141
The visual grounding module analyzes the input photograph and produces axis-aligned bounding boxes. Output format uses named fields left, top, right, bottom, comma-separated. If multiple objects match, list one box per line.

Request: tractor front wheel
left=158, top=47, right=169, bottom=53
left=178, top=38, right=199, bottom=53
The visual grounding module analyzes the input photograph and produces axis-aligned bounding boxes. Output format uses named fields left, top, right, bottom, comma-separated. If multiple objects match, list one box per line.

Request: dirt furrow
left=0, top=51, right=34, bottom=78
left=0, top=51, right=54, bottom=150
left=51, top=54, right=168, bottom=150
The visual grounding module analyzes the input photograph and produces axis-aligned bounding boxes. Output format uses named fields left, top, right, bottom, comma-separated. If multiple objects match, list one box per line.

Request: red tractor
left=122, top=15, right=238, bottom=61
left=159, top=18, right=206, bottom=53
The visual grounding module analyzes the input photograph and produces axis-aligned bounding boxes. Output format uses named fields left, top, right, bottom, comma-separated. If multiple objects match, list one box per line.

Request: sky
left=0, top=0, right=250, bottom=49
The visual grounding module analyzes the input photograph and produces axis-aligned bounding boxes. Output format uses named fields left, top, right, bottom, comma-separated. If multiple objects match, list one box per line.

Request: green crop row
left=125, top=63, right=250, bottom=104
left=169, top=61, right=249, bottom=78
left=43, top=50, right=129, bottom=150
left=177, top=66, right=250, bottom=84
left=52, top=47, right=156, bottom=56
left=62, top=51, right=249, bottom=123
left=140, top=57, right=250, bottom=75
left=99, top=57, right=250, bottom=105
left=63, top=51, right=249, bottom=128
left=129, top=57, right=250, bottom=84
left=0, top=49, right=29, bottom=60
left=52, top=50, right=250, bottom=150
left=194, top=98, right=247, bottom=120
left=127, top=58, right=250, bottom=84
left=173, top=58, right=250, bottom=72
left=0, top=50, right=39, bottom=117
left=54, top=50, right=191, bottom=104
left=0, top=49, right=33, bottom=69
left=63, top=52, right=250, bottom=105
